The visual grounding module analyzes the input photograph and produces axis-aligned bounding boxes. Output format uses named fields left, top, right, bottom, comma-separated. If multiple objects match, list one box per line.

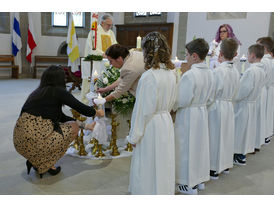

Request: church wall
left=0, top=12, right=124, bottom=78
left=185, top=12, right=271, bottom=57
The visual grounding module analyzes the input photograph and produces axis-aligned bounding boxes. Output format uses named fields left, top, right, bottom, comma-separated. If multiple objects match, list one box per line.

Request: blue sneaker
left=238, top=154, right=246, bottom=161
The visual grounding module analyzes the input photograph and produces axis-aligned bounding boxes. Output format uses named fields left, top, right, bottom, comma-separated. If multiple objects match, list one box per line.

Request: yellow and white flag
left=67, top=13, right=80, bottom=72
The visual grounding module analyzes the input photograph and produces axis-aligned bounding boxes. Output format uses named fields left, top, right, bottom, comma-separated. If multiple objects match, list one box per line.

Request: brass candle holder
left=95, top=144, right=105, bottom=158
left=73, top=136, right=80, bottom=151
left=78, top=116, right=87, bottom=156
left=107, top=138, right=114, bottom=150
left=125, top=119, right=133, bottom=152
left=110, top=113, right=120, bottom=156
left=70, top=109, right=81, bottom=150
left=92, top=139, right=99, bottom=155
left=89, top=137, right=96, bottom=145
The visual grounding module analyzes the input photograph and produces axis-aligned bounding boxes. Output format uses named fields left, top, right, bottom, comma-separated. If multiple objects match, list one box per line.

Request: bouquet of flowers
left=96, top=63, right=136, bottom=115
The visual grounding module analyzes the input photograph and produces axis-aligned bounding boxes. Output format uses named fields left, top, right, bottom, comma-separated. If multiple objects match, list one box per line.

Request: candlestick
left=78, top=116, right=87, bottom=156
left=125, top=119, right=133, bottom=152
left=136, top=36, right=141, bottom=49
left=110, top=113, right=120, bottom=156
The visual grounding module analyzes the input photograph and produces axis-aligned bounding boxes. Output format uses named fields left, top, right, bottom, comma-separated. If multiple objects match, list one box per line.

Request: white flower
left=103, top=77, right=108, bottom=84
left=122, top=98, right=128, bottom=103
left=104, top=62, right=110, bottom=67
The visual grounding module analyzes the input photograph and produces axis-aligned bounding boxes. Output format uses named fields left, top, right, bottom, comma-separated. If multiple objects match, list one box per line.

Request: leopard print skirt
left=13, top=112, right=74, bottom=174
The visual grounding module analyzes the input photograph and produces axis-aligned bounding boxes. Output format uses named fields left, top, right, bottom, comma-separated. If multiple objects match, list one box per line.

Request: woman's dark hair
left=39, top=65, right=66, bottom=89
left=105, top=44, right=129, bottom=59
left=26, top=65, right=66, bottom=102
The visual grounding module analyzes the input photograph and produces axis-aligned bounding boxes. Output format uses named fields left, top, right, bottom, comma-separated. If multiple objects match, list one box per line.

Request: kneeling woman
left=13, top=65, right=104, bottom=178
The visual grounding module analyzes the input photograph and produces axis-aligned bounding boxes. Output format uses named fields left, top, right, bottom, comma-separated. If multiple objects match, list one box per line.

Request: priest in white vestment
left=84, top=14, right=117, bottom=56
left=234, top=44, right=266, bottom=164
left=81, top=14, right=117, bottom=104
left=257, top=37, right=274, bottom=142
left=173, top=38, right=214, bottom=194
left=127, top=32, right=176, bottom=195
left=208, top=39, right=240, bottom=179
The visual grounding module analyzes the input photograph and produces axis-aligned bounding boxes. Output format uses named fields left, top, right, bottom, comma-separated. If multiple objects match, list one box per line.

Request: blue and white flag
left=12, top=13, right=22, bottom=56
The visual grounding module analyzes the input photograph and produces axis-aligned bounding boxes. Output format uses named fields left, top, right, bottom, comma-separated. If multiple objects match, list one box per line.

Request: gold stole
left=101, top=35, right=112, bottom=52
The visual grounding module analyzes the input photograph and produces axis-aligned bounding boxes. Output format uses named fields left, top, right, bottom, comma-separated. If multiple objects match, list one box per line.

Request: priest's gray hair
left=100, top=13, right=113, bottom=23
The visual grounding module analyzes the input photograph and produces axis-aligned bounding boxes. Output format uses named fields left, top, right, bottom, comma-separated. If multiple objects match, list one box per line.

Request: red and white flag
left=26, top=13, right=37, bottom=63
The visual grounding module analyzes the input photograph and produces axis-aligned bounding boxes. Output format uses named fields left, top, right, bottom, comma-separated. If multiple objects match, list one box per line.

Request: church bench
left=33, top=55, right=68, bottom=78
left=0, top=55, right=19, bottom=79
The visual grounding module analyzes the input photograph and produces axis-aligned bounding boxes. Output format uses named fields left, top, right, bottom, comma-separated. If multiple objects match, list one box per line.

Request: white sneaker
left=198, top=183, right=205, bottom=190
left=176, top=184, right=198, bottom=195
left=210, top=170, right=219, bottom=180
left=222, top=169, right=230, bottom=174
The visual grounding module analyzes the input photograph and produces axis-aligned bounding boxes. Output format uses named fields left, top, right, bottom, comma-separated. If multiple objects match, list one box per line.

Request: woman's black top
left=21, top=86, right=95, bottom=128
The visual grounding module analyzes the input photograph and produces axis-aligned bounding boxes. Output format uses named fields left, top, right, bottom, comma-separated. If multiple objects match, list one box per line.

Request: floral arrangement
left=96, top=62, right=136, bottom=115
left=84, top=54, right=103, bottom=61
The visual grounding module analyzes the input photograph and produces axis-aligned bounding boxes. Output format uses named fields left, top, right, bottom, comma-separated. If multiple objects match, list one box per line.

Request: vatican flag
left=67, top=13, right=80, bottom=72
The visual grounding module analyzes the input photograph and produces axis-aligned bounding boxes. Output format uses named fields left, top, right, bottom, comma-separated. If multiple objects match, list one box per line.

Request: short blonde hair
left=142, top=32, right=174, bottom=70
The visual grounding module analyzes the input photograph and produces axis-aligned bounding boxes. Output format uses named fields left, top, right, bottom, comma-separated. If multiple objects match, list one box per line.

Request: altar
left=66, top=53, right=134, bottom=160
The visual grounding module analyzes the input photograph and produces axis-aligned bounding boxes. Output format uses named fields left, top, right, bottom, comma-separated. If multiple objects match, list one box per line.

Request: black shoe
left=26, top=160, right=38, bottom=175
left=265, top=137, right=271, bottom=145
left=39, top=166, right=61, bottom=179
left=26, top=160, right=32, bottom=175
left=210, top=170, right=219, bottom=180
left=48, top=166, right=61, bottom=176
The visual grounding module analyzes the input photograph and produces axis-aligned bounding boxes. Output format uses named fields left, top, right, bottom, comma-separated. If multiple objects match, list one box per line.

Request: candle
left=93, top=70, right=98, bottom=78
left=98, top=93, right=103, bottom=99
left=136, top=36, right=141, bottom=49
left=174, top=56, right=181, bottom=68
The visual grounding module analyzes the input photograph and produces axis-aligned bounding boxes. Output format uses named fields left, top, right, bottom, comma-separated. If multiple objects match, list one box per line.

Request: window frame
left=51, top=12, right=85, bottom=28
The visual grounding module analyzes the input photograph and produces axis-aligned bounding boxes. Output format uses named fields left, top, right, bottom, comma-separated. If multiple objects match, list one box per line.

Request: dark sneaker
left=210, top=170, right=219, bottom=180
left=265, top=137, right=271, bottom=145
left=233, top=155, right=246, bottom=166
left=237, top=154, right=246, bottom=161
left=176, top=184, right=198, bottom=195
